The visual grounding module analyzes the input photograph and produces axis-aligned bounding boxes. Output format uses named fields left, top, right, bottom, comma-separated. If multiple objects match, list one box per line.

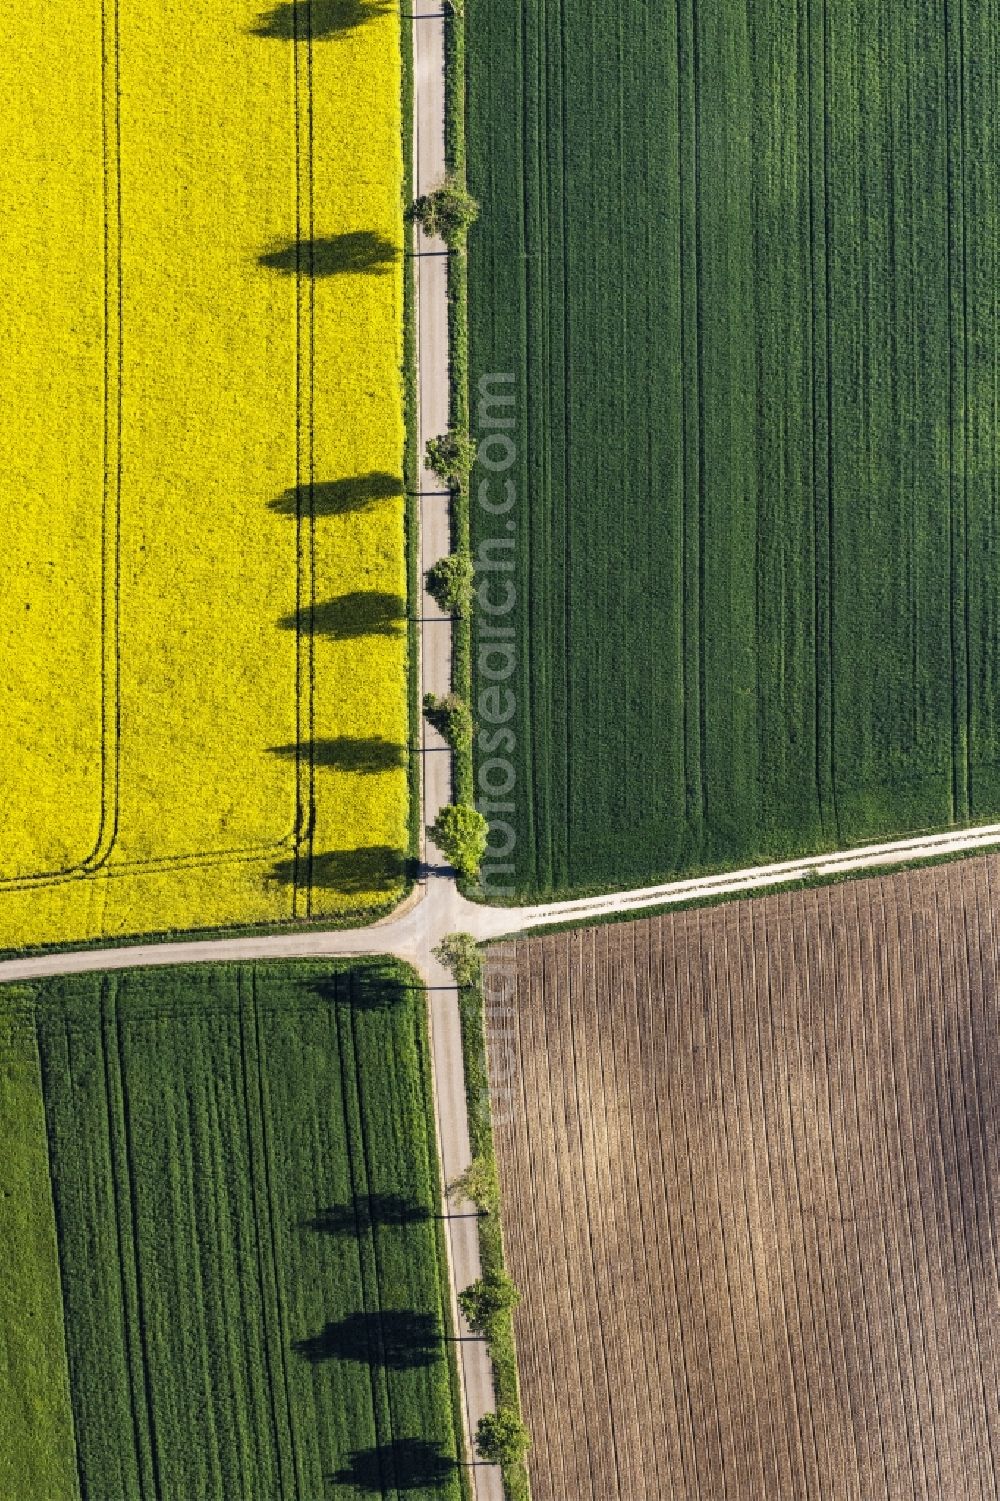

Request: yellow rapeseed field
left=0, top=0, right=408, bottom=947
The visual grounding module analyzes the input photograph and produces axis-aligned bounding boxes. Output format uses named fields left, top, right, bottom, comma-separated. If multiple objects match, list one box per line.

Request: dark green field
left=2, top=962, right=464, bottom=1500
left=468, top=0, right=1000, bottom=896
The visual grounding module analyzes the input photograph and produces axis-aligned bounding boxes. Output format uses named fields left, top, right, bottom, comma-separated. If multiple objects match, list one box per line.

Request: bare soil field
left=485, top=858, right=999, bottom=1500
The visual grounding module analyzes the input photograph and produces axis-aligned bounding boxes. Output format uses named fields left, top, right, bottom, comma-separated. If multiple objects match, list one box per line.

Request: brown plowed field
left=485, top=858, right=1000, bottom=1500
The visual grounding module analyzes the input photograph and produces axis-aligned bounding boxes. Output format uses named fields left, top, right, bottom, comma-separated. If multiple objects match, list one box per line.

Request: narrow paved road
left=410, top=5, right=505, bottom=1495
left=8, top=815, right=1000, bottom=992
left=413, top=0, right=452, bottom=872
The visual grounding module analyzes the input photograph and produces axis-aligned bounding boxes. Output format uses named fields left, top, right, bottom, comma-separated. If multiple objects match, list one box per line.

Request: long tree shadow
left=306, top=966, right=415, bottom=1012
left=331, top=1438, right=458, bottom=1494
left=269, top=737, right=406, bottom=773
left=271, top=846, right=409, bottom=894
left=277, top=591, right=407, bottom=640
left=252, top=0, right=389, bottom=39
left=259, top=232, right=398, bottom=278
left=268, top=472, right=404, bottom=517
left=294, top=1310, right=442, bottom=1370
left=301, top=1193, right=432, bottom=1236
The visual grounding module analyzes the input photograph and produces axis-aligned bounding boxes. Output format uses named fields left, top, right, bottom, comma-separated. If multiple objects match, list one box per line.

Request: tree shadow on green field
left=259, top=232, right=399, bottom=278
left=332, top=1439, right=458, bottom=1494
left=294, top=1310, right=442, bottom=1370
left=332, top=1438, right=458, bottom=1494
left=252, top=0, right=389, bottom=39
left=302, top=1193, right=432, bottom=1236
left=305, top=965, right=415, bottom=1013
left=271, top=845, right=411, bottom=895
left=269, top=737, right=406, bottom=774
left=277, top=591, right=407, bottom=640
left=268, top=472, right=404, bottom=517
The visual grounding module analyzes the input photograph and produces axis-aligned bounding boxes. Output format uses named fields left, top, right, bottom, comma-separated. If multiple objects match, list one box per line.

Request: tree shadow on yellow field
left=269, top=737, right=406, bottom=773
left=271, top=846, right=410, bottom=894
left=259, top=232, right=399, bottom=278
left=252, top=0, right=390, bottom=39
left=268, top=472, right=404, bottom=518
left=277, top=591, right=407, bottom=640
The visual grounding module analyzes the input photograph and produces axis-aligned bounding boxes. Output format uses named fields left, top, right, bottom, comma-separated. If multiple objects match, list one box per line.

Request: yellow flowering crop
left=0, top=0, right=408, bottom=948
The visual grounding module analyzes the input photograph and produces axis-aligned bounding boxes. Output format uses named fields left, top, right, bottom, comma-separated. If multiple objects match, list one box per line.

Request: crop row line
left=101, top=978, right=161, bottom=1497
left=243, top=970, right=304, bottom=1495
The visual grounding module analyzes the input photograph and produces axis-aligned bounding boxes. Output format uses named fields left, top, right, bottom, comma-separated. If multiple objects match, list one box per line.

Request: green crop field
left=0, top=1002, right=78, bottom=1501
left=468, top=0, right=1000, bottom=896
left=0, top=961, right=464, bottom=1501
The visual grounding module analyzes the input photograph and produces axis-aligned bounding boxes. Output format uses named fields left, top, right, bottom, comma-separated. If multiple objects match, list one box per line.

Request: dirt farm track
left=485, top=857, right=999, bottom=1501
